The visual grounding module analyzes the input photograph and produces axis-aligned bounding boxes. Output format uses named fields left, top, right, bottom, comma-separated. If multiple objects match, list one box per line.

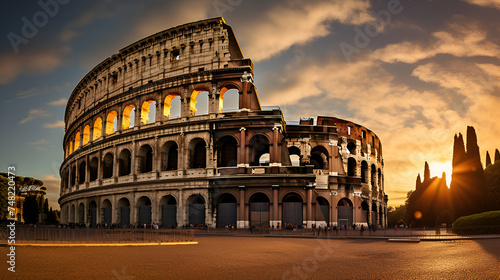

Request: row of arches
left=65, top=87, right=239, bottom=158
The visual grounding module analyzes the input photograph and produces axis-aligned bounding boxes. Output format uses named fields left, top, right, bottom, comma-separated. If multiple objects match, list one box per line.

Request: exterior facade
left=59, top=18, right=387, bottom=229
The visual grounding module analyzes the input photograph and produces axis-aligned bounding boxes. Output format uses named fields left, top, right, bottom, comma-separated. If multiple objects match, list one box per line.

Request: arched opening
left=69, top=139, right=74, bottom=154
left=89, top=157, right=98, bottom=181
left=70, top=165, right=76, bottom=187
left=161, top=141, right=178, bottom=171
left=74, top=132, right=80, bottom=150
left=378, top=168, right=382, bottom=189
left=249, top=134, right=270, bottom=166
left=164, top=93, right=181, bottom=119
left=217, top=136, right=238, bottom=167
left=288, top=146, right=301, bottom=167
left=159, top=195, right=177, bottom=228
left=106, top=111, right=118, bottom=135
left=78, top=161, right=86, bottom=184
left=82, top=125, right=90, bottom=145
left=311, top=146, right=329, bottom=170
left=216, top=193, right=237, bottom=228
left=138, top=145, right=153, bottom=173
left=348, top=157, right=357, bottom=177
left=347, top=141, right=356, bottom=155
left=118, top=149, right=132, bottom=176
left=70, top=204, right=75, bottom=223
left=379, top=205, right=383, bottom=227
left=361, top=161, right=368, bottom=183
left=188, top=194, right=206, bottom=226
left=219, top=87, right=239, bottom=113
left=137, top=196, right=152, bottom=226
left=102, top=199, right=112, bottom=225
left=189, top=139, right=206, bottom=168
left=282, top=193, right=303, bottom=228
left=249, top=192, right=270, bottom=228
left=122, top=105, right=135, bottom=130
left=118, top=198, right=130, bottom=227
left=190, top=89, right=209, bottom=116
left=361, top=201, right=369, bottom=223
left=93, top=117, right=102, bottom=140
left=102, top=153, right=114, bottom=179
left=89, top=201, right=97, bottom=228
left=371, top=202, right=378, bottom=226
left=78, top=203, right=85, bottom=224
left=371, top=164, right=377, bottom=189
left=141, top=99, right=156, bottom=124
left=337, top=198, right=353, bottom=228
left=316, top=197, right=330, bottom=224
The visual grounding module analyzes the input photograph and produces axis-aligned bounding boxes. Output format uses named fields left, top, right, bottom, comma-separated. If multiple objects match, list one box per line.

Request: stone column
left=238, top=127, right=246, bottom=166
left=97, top=150, right=103, bottom=186
left=238, top=186, right=245, bottom=228
left=271, top=127, right=279, bottom=164
left=306, top=187, right=312, bottom=228
left=114, top=146, right=119, bottom=183
left=272, top=186, right=279, bottom=228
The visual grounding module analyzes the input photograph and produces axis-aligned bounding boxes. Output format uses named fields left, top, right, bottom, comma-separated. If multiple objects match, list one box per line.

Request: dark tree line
left=407, top=126, right=500, bottom=227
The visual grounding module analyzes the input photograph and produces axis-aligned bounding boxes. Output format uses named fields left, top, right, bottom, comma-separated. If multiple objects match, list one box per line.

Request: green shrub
left=452, top=211, right=500, bottom=234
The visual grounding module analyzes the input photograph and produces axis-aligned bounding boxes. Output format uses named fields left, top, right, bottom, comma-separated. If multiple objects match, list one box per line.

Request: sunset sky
left=1, top=0, right=499, bottom=209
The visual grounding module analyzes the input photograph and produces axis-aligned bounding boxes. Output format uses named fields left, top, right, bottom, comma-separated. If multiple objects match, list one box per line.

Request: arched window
left=103, top=153, right=114, bottom=179
left=188, top=194, right=206, bottom=225
left=217, top=136, right=238, bottom=167
left=164, top=93, right=181, bottom=119
left=337, top=198, right=353, bottom=227
left=361, top=161, right=368, bottom=183
left=70, top=165, right=76, bottom=187
left=219, top=87, right=239, bottom=113
left=118, top=198, right=130, bottom=226
left=78, top=161, right=86, bottom=184
left=138, top=145, right=153, bottom=173
left=189, top=139, right=206, bottom=168
left=347, top=141, right=356, bottom=155
left=74, top=132, right=80, bottom=151
left=106, top=111, right=118, bottom=135
left=282, top=193, right=303, bottom=227
left=190, top=88, right=209, bottom=116
left=102, top=199, right=112, bottom=225
left=161, top=141, right=178, bottom=171
left=69, top=139, right=74, bottom=154
left=288, top=146, right=301, bottom=167
left=311, top=146, right=329, bottom=170
left=137, top=196, right=152, bottom=225
left=89, top=157, right=98, bottom=181
left=141, top=99, right=156, bottom=124
left=348, top=157, right=357, bottom=177
left=160, top=195, right=177, bottom=228
left=249, top=134, right=270, bottom=166
left=122, top=105, right=135, bottom=130
left=82, top=125, right=90, bottom=145
left=371, top=164, right=377, bottom=189
left=93, top=117, right=102, bottom=140
left=119, top=149, right=132, bottom=176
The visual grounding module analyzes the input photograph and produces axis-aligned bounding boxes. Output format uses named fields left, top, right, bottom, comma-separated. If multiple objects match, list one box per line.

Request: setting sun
left=428, top=161, right=453, bottom=185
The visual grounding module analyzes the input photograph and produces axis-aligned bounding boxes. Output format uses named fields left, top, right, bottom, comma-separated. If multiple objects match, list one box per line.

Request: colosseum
left=58, top=17, right=387, bottom=229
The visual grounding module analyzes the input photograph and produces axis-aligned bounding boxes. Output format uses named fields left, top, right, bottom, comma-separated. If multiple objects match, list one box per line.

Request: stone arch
left=78, top=161, right=86, bottom=184
left=78, top=202, right=85, bottom=224
left=102, top=152, right=114, bottom=179
left=249, top=134, right=270, bottom=166
left=188, top=138, right=206, bottom=168
left=316, top=196, right=330, bottom=224
left=361, top=201, right=369, bottom=223
left=137, top=196, right=152, bottom=225
left=89, top=200, right=98, bottom=227
left=105, top=111, right=118, bottom=135
left=117, top=197, right=130, bottom=226
left=216, top=193, right=238, bottom=228
left=371, top=164, right=377, bottom=189
left=101, top=199, right=112, bottom=225
left=93, top=117, right=102, bottom=140
left=282, top=192, right=303, bottom=227
left=70, top=204, right=76, bottom=223
left=159, top=195, right=177, bottom=228
left=371, top=201, right=378, bottom=226
left=122, top=105, right=135, bottom=130
left=311, top=146, right=329, bottom=170
left=190, top=87, right=210, bottom=116
left=161, top=141, right=178, bottom=171
left=219, top=84, right=240, bottom=113
left=187, top=194, right=206, bottom=225
left=119, top=149, right=132, bottom=176
left=74, top=131, right=80, bottom=150
left=337, top=198, right=353, bottom=227
left=141, top=99, right=156, bottom=124
left=249, top=192, right=270, bottom=228
left=70, top=165, right=76, bottom=187
left=217, top=135, right=238, bottom=167
left=82, top=125, right=90, bottom=145
left=348, top=157, right=357, bottom=177
left=288, top=146, right=301, bottom=167
left=89, top=157, right=98, bottom=181
left=164, top=92, right=181, bottom=119
left=138, top=144, right=154, bottom=173
left=347, top=141, right=356, bottom=155
left=361, top=161, right=368, bottom=183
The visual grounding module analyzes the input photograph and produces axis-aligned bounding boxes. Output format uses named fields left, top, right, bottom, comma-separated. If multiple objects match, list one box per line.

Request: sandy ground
left=1, top=236, right=499, bottom=279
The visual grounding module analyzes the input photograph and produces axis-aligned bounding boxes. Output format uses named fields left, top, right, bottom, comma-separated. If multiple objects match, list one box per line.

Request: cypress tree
left=424, top=161, right=431, bottom=183
left=495, top=149, right=500, bottom=163
left=452, top=133, right=466, bottom=168
left=486, top=151, right=492, bottom=168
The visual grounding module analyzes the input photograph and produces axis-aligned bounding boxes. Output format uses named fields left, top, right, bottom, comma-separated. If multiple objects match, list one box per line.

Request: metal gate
left=217, top=203, right=237, bottom=228
left=139, top=205, right=151, bottom=225
left=89, top=208, right=97, bottom=227
left=282, top=202, right=302, bottom=227
left=120, top=207, right=130, bottom=226
left=250, top=202, right=270, bottom=228
left=103, top=207, right=112, bottom=224
left=337, top=206, right=353, bottom=226
left=189, top=203, right=205, bottom=225
left=162, top=205, right=177, bottom=228
left=319, top=204, right=329, bottom=224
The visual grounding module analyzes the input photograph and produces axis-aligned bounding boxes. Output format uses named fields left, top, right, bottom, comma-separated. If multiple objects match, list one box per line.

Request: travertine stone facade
left=59, top=18, right=387, bottom=229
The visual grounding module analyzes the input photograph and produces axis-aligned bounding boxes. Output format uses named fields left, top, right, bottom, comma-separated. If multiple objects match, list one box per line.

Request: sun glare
left=429, top=161, right=453, bottom=185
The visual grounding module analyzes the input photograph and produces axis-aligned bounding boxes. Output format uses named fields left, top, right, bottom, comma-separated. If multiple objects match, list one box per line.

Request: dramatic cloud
left=462, top=0, right=500, bottom=9
left=19, top=108, right=51, bottom=124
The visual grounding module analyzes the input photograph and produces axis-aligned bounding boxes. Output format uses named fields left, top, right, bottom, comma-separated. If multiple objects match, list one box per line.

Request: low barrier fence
left=2, top=227, right=195, bottom=243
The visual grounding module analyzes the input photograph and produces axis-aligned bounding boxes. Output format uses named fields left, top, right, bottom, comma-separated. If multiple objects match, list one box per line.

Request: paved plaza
left=1, top=236, right=499, bottom=279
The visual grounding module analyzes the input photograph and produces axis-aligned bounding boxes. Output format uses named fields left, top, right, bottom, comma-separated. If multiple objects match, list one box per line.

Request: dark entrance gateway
left=249, top=193, right=270, bottom=228
left=216, top=193, right=237, bottom=228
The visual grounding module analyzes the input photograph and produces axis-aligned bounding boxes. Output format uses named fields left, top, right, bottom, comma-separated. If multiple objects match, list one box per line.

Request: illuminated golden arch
left=93, top=117, right=102, bottom=140
left=141, top=99, right=156, bottom=124
left=218, top=85, right=240, bottom=113
left=74, top=132, right=81, bottom=151
left=69, top=139, right=74, bottom=154
left=122, top=105, right=135, bottom=130
left=82, top=125, right=90, bottom=145
left=190, top=88, right=209, bottom=116
left=164, top=93, right=180, bottom=119
left=106, top=111, right=118, bottom=135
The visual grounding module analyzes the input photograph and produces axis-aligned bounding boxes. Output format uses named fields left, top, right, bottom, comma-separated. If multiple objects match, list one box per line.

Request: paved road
left=1, top=237, right=499, bottom=279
